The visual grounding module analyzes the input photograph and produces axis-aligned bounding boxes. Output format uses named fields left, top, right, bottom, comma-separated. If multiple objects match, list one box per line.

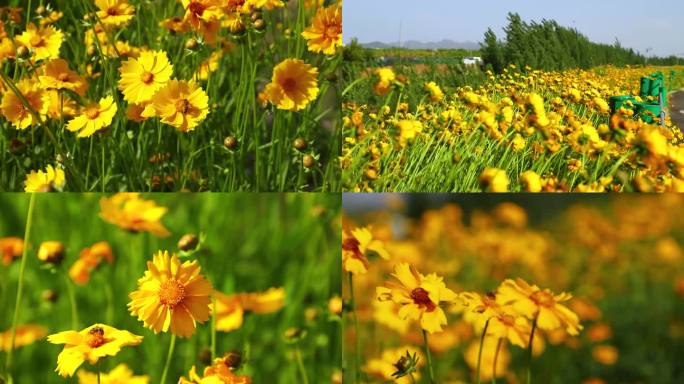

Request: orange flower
left=99, top=193, right=170, bottom=237
left=213, top=288, right=285, bottom=332
left=0, top=324, right=47, bottom=351
left=0, top=237, right=24, bottom=266
left=301, top=4, right=342, bottom=55
left=69, top=242, right=114, bottom=285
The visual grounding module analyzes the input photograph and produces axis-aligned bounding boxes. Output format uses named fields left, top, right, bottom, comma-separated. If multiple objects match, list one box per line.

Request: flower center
left=282, top=78, right=297, bottom=93
left=159, top=279, right=186, bottom=307
left=86, top=326, right=106, bottom=348
left=140, top=71, right=154, bottom=84
left=530, top=290, right=555, bottom=307
left=175, top=99, right=191, bottom=114
left=106, top=7, right=119, bottom=16
left=58, top=73, right=69, bottom=82
left=410, top=287, right=436, bottom=312
left=30, top=35, right=45, bottom=47
left=324, top=25, right=341, bottom=39
left=188, top=2, right=206, bottom=17
left=342, top=237, right=364, bottom=260
left=85, top=106, right=100, bottom=120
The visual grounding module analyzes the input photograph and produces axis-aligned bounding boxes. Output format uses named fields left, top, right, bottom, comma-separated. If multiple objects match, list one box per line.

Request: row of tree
left=481, top=13, right=682, bottom=73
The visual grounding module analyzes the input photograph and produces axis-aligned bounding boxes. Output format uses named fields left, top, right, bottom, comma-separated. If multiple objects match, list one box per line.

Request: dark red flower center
left=411, top=288, right=436, bottom=312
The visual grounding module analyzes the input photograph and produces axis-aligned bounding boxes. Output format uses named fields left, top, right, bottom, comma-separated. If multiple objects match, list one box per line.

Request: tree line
left=481, top=13, right=682, bottom=73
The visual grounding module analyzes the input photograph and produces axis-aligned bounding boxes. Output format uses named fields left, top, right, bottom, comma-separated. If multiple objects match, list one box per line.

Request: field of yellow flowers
left=0, top=0, right=341, bottom=192
left=343, top=194, right=684, bottom=383
left=342, top=63, right=684, bottom=192
left=0, top=193, right=342, bottom=383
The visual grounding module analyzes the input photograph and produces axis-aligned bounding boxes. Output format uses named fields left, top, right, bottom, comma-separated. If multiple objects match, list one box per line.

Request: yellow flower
left=373, top=67, right=395, bottom=96
left=15, top=23, right=63, bottom=61
left=128, top=251, right=213, bottom=337
left=180, top=354, right=251, bottom=383
left=519, top=170, right=542, bottom=192
left=1, top=79, right=49, bottom=129
left=40, top=11, right=64, bottom=27
left=424, top=81, right=444, bottom=102
left=301, top=4, right=342, bottom=55
left=47, top=324, right=143, bottom=378
left=38, top=59, right=88, bottom=96
left=464, top=337, right=510, bottom=381
left=377, top=263, right=459, bottom=333
left=77, top=363, right=149, bottom=384
left=66, top=96, right=118, bottom=137
left=213, top=288, right=285, bottom=332
left=497, top=278, right=582, bottom=335
left=0, top=237, right=24, bottom=265
left=0, top=324, right=47, bottom=351
left=69, top=242, right=114, bottom=285
left=342, top=227, right=389, bottom=274
left=487, top=313, right=532, bottom=348
left=118, top=50, right=173, bottom=104
left=264, top=59, right=319, bottom=111
left=396, top=119, right=423, bottom=146
left=24, top=164, right=66, bottom=192
left=95, top=0, right=136, bottom=27
left=364, top=346, right=424, bottom=384
left=141, top=79, right=209, bottom=132
left=38, top=241, right=65, bottom=264
left=479, top=168, right=509, bottom=192
left=99, top=193, right=171, bottom=236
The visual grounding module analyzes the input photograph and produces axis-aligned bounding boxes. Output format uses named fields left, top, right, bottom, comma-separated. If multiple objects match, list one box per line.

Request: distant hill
left=361, top=39, right=481, bottom=50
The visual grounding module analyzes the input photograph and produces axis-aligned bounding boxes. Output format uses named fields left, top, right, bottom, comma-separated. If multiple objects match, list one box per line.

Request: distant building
left=462, top=56, right=483, bottom=66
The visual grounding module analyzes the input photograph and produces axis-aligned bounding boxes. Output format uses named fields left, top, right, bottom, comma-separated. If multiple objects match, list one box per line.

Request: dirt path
left=669, top=90, right=684, bottom=131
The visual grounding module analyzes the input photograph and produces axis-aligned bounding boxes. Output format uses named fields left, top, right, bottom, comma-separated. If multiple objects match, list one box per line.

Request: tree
left=480, top=28, right=504, bottom=72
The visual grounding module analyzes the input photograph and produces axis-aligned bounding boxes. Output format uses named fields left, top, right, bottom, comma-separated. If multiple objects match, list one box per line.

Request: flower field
left=342, top=63, right=684, bottom=192
left=343, top=194, right=684, bottom=383
left=0, top=193, right=341, bottom=383
left=0, top=0, right=342, bottom=192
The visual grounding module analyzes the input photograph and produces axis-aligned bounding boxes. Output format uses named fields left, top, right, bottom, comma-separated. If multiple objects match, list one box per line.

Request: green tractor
left=609, top=72, right=666, bottom=126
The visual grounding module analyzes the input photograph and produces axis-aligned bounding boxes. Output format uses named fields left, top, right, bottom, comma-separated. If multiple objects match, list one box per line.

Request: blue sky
left=343, top=0, right=684, bottom=57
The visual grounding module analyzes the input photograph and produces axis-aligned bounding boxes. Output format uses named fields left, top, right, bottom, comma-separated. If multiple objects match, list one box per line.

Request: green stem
left=160, top=334, right=176, bottom=384
left=526, top=313, right=539, bottom=384
left=492, top=338, right=503, bottom=384
left=422, top=330, right=435, bottom=384
left=348, top=273, right=360, bottom=383
left=294, top=346, right=309, bottom=384
left=476, top=318, right=491, bottom=384
left=409, top=372, right=416, bottom=384
left=63, top=271, right=79, bottom=329
left=4, top=193, right=37, bottom=384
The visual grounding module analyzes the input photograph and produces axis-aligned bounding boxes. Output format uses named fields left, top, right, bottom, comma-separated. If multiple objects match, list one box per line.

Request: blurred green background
left=0, top=193, right=341, bottom=383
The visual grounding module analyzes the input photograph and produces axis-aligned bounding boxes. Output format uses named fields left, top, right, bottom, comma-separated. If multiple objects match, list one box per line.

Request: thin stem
left=63, top=272, right=79, bottom=329
left=476, top=318, right=491, bottom=384
left=4, top=193, right=37, bottom=384
left=409, top=372, right=416, bottom=384
left=526, top=313, right=540, bottom=384
left=422, top=330, right=435, bottom=384
left=211, top=294, right=217, bottom=360
left=492, top=338, right=503, bottom=384
left=160, top=334, right=176, bottom=384
left=348, top=273, right=360, bottom=383
left=294, top=346, right=309, bottom=384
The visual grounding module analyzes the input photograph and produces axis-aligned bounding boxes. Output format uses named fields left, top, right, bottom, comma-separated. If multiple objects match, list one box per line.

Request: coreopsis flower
left=38, top=59, right=88, bottom=96
left=301, top=4, right=342, bottom=55
left=487, top=312, right=533, bottom=348
left=424, top=81, right=444, bottom=102
left=0, top=237, right=24, bottom=265
left=377, top=263, right=459, bottom=333
left=1, top=78, right=49, bottom=129
left=99, top=193, right=171, bottom=236
left=37, top=241, right=65, bottom=264
left=0, top=324, right=47, bottom=351
left=264, top=59, right=319, bottom=111
left=497, top=278, right=582, bottom=335
left=66, top=96, right=118, bottom=137
left=479, top=167, right=509, bottom=192
left=39, top=11, right=64, bottom=27
left=213, top=287, right=285, bottom=332
left=68, top=242, right=114, bottom=285
left=519, top=170, right=542, bottom=192
left=396, top=119, right=423, bottom=147
left=24, top=164, right=66, bottom=192
left=180, top=354, right=251, bottom=384
left=364, top=347, right=424, bottom=384
left=141, top=79, right=209, bottom=132
left=15, top=23, right=63, bottom=61
left=373, top=67, right=395, bottom=96
left=181, top=0, right=223, bottom=30
left=47, top=324, right=143, bottom=378
left=128, top=251, right=213, bottom=337
left=46, top=90, right=78, bottom=119
left=95, top=0, right=136, bottom=27
left=160, top=16, right=191, bottom=33
left=592, top=345, right=618, bottom=365
left=118, top=50, right=173, bottom=104
left=77, top=363, right=149, bottom=384
left=342, top=226, right=389, bottom=274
